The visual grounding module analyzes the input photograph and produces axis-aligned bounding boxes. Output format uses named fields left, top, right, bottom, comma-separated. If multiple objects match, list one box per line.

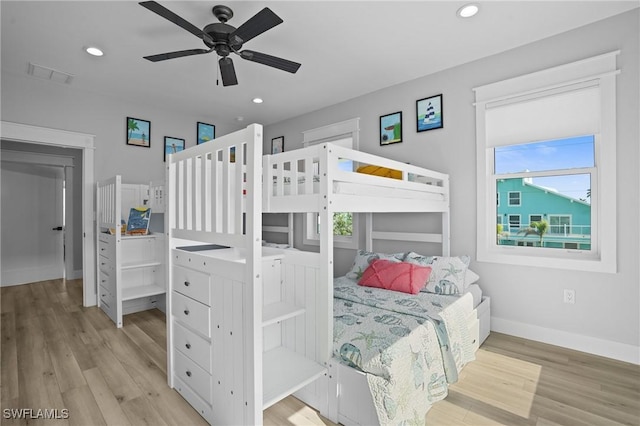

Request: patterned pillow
left=345, top=249, right=405, bottom=280
left=404, top=253, right=471, bottom=295
left=358, top=259, right=432, bottom=295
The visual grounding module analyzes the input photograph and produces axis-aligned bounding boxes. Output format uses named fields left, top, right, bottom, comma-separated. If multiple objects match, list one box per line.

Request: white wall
left=264, top=10, right=639, bottom=362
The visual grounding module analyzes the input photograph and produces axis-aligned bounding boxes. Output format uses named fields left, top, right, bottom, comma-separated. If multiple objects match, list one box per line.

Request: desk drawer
left=173, top=266, right=210, bottom=306
left=172, top=291, right=211, bottom=338
left=174, top=349, right=211, bottom=402
left=173, top=321, right=212, bottom=373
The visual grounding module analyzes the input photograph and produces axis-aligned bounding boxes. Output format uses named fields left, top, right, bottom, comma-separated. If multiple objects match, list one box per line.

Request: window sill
left=477, top=248, right=616, bottom=273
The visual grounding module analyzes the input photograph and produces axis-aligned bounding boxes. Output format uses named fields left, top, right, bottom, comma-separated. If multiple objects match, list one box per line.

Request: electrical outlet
left=563, top=289, right=575, bottom=304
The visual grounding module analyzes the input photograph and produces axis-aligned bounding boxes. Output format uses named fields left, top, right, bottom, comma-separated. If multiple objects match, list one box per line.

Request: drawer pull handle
left=185, top=343, right=191, bottom=349
left=186, top=370, right=192, bottom=377
left=184, top=309, right=190, bottom=315
left=101, top=262, right=106, bottom=266
left=101, top=294, right=106, bottom=298
left=101, top=279, right=106, bottom=283
left=184, top=281, right=190, bottom=287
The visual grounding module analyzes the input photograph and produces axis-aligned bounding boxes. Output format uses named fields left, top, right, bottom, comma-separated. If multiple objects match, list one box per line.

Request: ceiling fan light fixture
left=85, top=46, right=104, bottom=57
left=252, top=98, right=263, bottom=104
left=457, top=3, right=479, bottom=18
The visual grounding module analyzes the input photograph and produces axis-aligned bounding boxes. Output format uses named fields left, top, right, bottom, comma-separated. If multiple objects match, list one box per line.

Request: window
left=495, top=136, right=594, bottom=250
left=301, top=118, right=360, bottom=249
left=508, top=214, right=520, bottom=231
left=508, top=191, right=521, bottom=206
left=474, top=51, right=618, bottom=272
left=549, top=214, right=572, bottom=235
left=529, top=214, right=543, bottom=224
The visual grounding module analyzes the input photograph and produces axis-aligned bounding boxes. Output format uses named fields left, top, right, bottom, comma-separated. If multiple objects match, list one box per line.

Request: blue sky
left=495, top=135, right=594, bottom=202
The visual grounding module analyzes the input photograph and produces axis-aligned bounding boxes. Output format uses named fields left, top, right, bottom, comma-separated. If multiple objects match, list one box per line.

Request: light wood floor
left=1, top=279, right=638, bottom=426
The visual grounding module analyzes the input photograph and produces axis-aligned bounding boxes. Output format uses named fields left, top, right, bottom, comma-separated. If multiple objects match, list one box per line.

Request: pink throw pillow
left=358, top=259, right=432, bottom=295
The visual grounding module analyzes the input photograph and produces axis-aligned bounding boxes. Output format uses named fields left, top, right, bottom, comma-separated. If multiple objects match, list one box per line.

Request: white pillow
left=404, top=252, right=471, bottom=295
left=464, top=269, right=480, bottom=288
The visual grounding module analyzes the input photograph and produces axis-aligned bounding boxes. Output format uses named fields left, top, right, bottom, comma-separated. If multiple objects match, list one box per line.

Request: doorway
left=0, top=121, right=96, bottom=306
left=1, top=156, right=68, bottom=284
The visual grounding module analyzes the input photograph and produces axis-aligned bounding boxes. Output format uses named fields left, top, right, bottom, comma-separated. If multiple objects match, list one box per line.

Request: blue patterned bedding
left=333, top=276, right=475, bottom=425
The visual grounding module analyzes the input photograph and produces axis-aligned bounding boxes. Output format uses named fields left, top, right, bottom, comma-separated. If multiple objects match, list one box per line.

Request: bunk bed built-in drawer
left=99, top=284, right=115, bottom=318
left=173, top=376, right=212, bottom=422
left=98, top=268, right=115, bottom=294
left=98, top=236, right=115, bottom=261
left=172, top=291, right=211, bottom=338
left=173, top=321, right=212, bottom=373
left=173, top=349, right=212, bottom=402
left=173, top=265, right=211, bottom=306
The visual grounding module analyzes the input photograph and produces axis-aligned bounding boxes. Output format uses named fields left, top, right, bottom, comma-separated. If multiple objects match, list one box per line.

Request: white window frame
left=508, top=191, right=521, bottom=206
left=474, top=51, right=618, bottom=273
left=301, top=118, right=360, bottom=249
left=529, top=214, right=543, bottom=225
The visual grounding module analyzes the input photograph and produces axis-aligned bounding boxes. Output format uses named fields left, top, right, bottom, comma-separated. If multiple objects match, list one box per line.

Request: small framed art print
left=380, top=111, right=402, bottom=145
left=416, top=94, right=443, bottom=132
left=197, top=122, right=215, bottom=144
left=271, top=136, right=284, bottom=154
left=126, top=117, right=151, bottom=147
left=164, top=136, right=185, bottom=161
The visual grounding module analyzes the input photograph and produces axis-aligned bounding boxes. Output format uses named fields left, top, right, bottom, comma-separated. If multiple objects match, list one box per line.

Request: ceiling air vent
left=27, top=62, right=75, bottom=84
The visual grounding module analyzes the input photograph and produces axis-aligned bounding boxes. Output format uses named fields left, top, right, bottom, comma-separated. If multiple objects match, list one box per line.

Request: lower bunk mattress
left=333, top=276, right=477, bottom=425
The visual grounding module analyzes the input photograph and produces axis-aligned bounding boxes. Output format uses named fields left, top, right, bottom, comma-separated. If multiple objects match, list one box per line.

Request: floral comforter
left=333, top=276, right=475, bottom=425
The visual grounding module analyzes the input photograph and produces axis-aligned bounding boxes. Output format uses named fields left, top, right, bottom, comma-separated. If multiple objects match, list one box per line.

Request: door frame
left=0, top=121, right=96, bottom=306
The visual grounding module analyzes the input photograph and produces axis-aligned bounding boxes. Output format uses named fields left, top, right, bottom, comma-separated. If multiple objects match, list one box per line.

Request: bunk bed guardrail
left=263, top=142, right=450, bottom=213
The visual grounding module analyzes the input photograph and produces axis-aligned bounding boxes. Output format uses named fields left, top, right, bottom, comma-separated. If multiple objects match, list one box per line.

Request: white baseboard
left=491, top=316, right=640, bottom=365
left=70, top=269, right=83, bottom=280
left=1, top=267, right=61, bottom=287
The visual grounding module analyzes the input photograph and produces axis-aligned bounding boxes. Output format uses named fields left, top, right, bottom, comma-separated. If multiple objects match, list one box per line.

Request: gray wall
left=264, top=10, right=639, bottom=358
left=0, top=72, right=243, bottom=185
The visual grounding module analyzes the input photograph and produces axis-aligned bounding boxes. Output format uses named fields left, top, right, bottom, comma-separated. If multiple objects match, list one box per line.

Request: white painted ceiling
left=2, top=1, right=638, bottom=127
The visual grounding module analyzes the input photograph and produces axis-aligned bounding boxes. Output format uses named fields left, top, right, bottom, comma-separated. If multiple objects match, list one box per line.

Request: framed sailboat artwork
left=416, top=94, right=443, bottom=132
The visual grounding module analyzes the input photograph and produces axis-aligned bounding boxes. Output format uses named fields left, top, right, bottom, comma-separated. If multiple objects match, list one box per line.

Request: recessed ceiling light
left=85, top=46, right=104, bottom=57
left=235, top=116, right=244, bottom=122
left=457, top=4, right=479, bottom=18
left=252, top=98, right=263, bottom=104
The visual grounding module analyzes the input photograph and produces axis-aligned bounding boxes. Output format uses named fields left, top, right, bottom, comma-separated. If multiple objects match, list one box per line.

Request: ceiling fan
left=139, top=1, right=301, bottom=86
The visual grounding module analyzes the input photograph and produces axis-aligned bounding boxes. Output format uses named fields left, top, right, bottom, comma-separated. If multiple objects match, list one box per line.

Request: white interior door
left=1, top=161, right=64, bottom=286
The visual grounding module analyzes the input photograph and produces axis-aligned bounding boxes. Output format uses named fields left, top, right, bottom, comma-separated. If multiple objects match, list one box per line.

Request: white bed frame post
left=318, top=143, right=338, bottom=422
left=165, top=158, right=175, bottom=389
left=244, top=124, right=263, bottom=425
left=442, top=175, right=451, bottom=256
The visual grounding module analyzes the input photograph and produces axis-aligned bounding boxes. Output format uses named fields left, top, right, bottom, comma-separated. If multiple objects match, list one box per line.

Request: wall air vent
left=27, top=62, right=75, bottom=84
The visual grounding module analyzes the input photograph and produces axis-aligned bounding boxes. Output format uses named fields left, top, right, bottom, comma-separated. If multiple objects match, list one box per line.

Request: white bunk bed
left=166, top=122, right=490, bottom=425
left=96, top=176, right=166, bottom=327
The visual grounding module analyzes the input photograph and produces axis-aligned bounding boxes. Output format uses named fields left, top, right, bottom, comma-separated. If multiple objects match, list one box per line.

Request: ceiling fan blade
left=239, top=50, right=301, bottom=74
left=144, top=48, right=211, bottom=62
left=230, top=8, right=283, bottom=45
left=219, top=57, right=238, bottom=86
left=139, top=1, right=213, bottom=44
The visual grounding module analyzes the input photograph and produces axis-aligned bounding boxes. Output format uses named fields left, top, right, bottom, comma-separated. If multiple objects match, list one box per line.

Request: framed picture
left=164, top=136, right=185, bottom=161
left=271, top=136, right=284, bottom=154
left=380, top=111, right=402, bottom=145
left=126, top=117, right=151, bottom=147
left=197, top=122, right=215, bottom=144
left=416, top=94, right=443, bottom=132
